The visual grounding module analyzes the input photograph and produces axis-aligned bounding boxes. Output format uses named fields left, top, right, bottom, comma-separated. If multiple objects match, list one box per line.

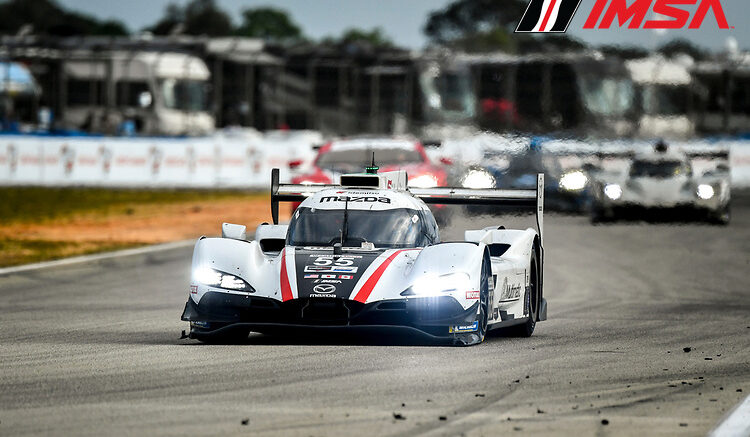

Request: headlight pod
left=400, top=272, right=471, bottom=297
left=697, top=184, right=715, bottom=200
left=193, top=266, right=254, bottom=292
left=409, top=174, right=439, bottom=188
left=461, top=169, right=495, bottom=189
left=604, top=184, right=622, bottom=200
left=559, top=170, right=587, bottom=191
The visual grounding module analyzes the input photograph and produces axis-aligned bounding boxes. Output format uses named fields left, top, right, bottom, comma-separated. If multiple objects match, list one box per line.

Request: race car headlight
left=409, top=174, right=439, bottom=188
left=604, top=184, right=622, bottom=200
left=193, top=267, right=254, bottom=292
left=559, top=170, right=587, bottom=191
left=401, top=272, right=471, bottom=297
left=697, top=184, right=714, bottom=200
left=461, top=170, right=495, bottom=189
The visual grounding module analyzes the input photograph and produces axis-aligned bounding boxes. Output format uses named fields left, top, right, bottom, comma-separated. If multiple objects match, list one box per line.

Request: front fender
left=190, top=237, right=282, bottom=303
left=403, top=242, right=485, bottom=310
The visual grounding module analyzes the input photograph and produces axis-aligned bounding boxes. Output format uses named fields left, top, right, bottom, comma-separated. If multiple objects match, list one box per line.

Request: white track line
left=709, top=395, right=750, bottom=437
left=0, top=239, right=195, bottom=276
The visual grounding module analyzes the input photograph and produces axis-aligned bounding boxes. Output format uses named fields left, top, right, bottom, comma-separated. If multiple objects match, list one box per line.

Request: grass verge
left=0, top=187, right=285, bottom=267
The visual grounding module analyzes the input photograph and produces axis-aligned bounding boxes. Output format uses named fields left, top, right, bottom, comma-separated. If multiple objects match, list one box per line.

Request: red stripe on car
left=280, top=249, right=293, bottom=302
left=352, top=249, right=416, bottom=303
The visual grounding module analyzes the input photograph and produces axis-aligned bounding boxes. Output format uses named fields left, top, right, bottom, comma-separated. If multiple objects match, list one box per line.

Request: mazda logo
left=313, top=284, right=336, bottom=294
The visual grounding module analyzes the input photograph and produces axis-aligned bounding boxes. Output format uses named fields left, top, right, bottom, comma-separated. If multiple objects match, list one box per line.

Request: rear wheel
left=477, top=253, right=491, bottom=342
left=510, top=247, right=539, bottom=337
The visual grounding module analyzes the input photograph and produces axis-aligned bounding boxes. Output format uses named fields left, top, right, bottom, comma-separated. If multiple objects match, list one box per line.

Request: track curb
left=0, top=239, right=195, bottom=276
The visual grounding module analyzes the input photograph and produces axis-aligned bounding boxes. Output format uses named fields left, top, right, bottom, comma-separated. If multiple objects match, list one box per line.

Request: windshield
left=287, top=207, right=429, bottom=248
left=578, top=76, right=635, bottom=118
left=630, top=160, right=690, bottom=178
left=160, top=79, right=208, bottom=112
left=317, top=147, right=424, bottom=173
left=642, top=85, right=689, bottom=116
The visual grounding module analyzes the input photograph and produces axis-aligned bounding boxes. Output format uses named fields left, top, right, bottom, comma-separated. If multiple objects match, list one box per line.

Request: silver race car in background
left=181, top=167, right=547, bottom=345
left=589, top=142, right=731, bottom=224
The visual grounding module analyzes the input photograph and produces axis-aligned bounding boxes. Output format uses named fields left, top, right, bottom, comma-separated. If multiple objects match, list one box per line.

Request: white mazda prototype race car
left=181, top=167, right=547, bottom=346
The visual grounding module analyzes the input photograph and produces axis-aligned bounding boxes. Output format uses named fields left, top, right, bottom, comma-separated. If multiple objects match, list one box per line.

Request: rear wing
left=270, top=168, right=545, bottom=244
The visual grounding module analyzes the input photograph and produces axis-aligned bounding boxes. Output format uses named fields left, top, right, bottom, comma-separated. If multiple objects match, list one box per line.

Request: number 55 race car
left=181, top=167, right=547, bottom=345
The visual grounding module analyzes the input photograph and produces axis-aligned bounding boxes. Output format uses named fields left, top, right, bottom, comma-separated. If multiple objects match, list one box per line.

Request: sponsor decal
left=517, top=0, right=583, bottom=33
left=304, top=274, right=319, bottom=279
left=315, top=279, right=341, bottom=284
left=466, top=290, right=480, bottom=300
left=449, top=321, right=479, bottom=333
left=189, top=285, right=198, bottom=294
left=499, top=277, right=523, bottom=301
left=190, top=321, right=210, bottom=328
left=322, top=274, right=336, bottom=279
left=312, top=284, right=336, bottom=294
left=304, top=265, right=358, bottom=273
left=320, top=196, right=391, bottom=204
left=517, top=0, right=730, bottom=33
left=339, top=275, right=353, bottom=280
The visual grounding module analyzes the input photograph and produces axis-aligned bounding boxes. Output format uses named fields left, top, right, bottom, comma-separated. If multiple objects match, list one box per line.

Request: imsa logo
left=516, top=0, right=583, bottom=33
left=517, top=0, right=731, bottom=32
left=584, top=0, right=730, bottom=30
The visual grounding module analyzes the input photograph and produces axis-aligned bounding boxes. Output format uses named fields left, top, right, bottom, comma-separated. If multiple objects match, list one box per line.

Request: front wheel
left=709, top=205, right=730, bottom=225
left=451, top=251, right=490, bottom=346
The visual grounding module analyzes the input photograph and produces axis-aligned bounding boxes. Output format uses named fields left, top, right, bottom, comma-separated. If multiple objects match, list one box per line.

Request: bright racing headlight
left=193, top=266, right=254, bottom=292
left=559, top=170, right=587, bottom=191
left=409, top=174, right=439, bottom=188
left=697, top=184, right=714, bottom=200
left=604, top=184, right=622, bottom=200
left=401, top=272, right=471, bottom=297
left=461, top=169, right=495, bottom=189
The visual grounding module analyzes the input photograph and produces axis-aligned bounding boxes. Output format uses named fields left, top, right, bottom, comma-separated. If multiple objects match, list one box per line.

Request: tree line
left=0, top=0, right=707, bottom=59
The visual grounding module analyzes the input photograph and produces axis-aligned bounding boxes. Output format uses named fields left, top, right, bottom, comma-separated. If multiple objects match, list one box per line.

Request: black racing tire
left=709, top=205, right=730, bottom=226
left=477, top=251, right=491, bottom=342
left=191, top=326, right=250, bottom=344
left=590, top=205, right=612, bottom=224
left=509, top=247, right=539, bottom=338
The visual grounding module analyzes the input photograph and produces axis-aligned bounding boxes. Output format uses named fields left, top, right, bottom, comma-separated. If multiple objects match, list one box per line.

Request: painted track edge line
left=0, top=239, right=196, bottom=276
left=709, top=394, right=750, bottom=437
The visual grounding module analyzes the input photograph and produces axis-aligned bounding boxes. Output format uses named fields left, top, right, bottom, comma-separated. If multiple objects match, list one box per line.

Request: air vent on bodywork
left=489, top=244, right=511, bottom=257
left=341, top=174, right=380, bottom=187
left=260, top=238, right=285, bottom=253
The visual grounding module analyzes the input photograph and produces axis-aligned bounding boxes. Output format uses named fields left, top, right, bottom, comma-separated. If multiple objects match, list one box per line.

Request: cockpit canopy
left=629, top=159, right=691, bottom=179
left=287, top=207, right=439, bottom=249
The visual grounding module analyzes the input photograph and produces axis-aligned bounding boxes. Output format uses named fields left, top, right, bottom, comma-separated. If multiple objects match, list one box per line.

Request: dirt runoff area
left=0, top=188, right=293, bottom=267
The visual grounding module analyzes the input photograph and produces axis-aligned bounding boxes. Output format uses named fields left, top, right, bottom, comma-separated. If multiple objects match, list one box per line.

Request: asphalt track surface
left=2, top=199, right=749, bottom=436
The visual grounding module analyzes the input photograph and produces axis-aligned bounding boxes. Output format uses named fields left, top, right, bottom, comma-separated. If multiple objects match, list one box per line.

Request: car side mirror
left=222, top=223, right=247, bottom=240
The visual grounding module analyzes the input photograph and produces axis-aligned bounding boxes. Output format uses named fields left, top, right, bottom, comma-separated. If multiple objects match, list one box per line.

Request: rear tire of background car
left=510, top=247, right=539, bottom=337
